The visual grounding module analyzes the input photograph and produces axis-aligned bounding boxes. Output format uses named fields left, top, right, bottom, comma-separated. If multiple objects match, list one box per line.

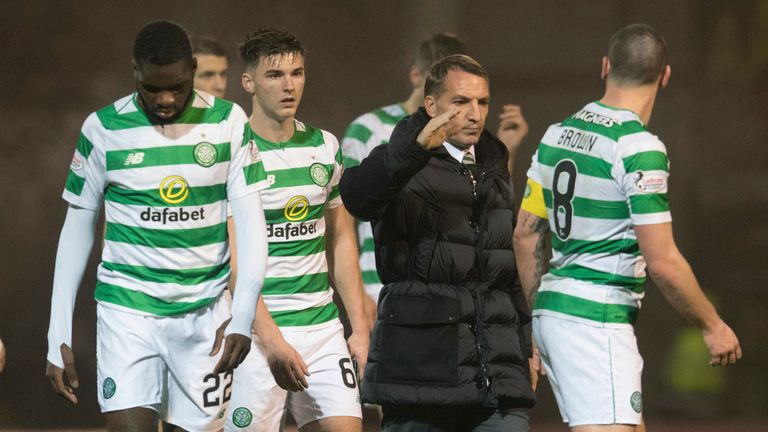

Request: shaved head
left=607, top=23, right=668, bottom=86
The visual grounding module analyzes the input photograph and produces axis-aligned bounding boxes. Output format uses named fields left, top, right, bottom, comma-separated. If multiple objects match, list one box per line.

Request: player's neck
left=249, top=112, right=295, bottom=143
left=402, top=88, right=424, bottom=115
left=600, top=84, right=658, bottom=125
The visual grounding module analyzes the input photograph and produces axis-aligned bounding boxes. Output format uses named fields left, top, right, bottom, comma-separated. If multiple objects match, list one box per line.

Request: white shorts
left=96, top=291, right=232, bottom=432
left=533, top=314, right=644, bottom=427
left=225, top=320, right=362, bottom=431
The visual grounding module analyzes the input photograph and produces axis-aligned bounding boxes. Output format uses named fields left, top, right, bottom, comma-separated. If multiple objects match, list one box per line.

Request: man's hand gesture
left=417, top=109, right=460, bottom=150
left=497, top=104, right=528, bottom=155
left=46, top=343, right=79, bottom=405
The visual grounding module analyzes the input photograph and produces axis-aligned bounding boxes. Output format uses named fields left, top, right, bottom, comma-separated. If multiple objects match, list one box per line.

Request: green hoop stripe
left=543, top=189, right=630, bottom=219
left=95, top=282, right=218, bottom=316
left=105, top=184, right=226, bottom=207
left=268, top=236, right=325, bottom=257
left=344, top=123, right=373, bottom=144
left=270, top=302, right=339, bottom=327
left=551, top=237, right=640, bottom=257
left=263, top=203, right=324, bottom=224
left=76, top=132, right=94, bottom=159
left=560, top=117, right=646, bottom=141
left=538, top=144, right=613, bottom=179
left=549, top=264, right=645, bottom=292
left=629, top=194, right=669, bottom=214
left=105, top=221, right=227, bottom=249
left=101, top=261, right=230, bottom=286
left=96, top=95, right=234, bottom=131
left=65, top=170, right=86, bottom=196
left=623, top=150, right=668, bottom=172
left=535, top=290, right=638, bottom=324
left=263, top=272, right=329, bottom=295
left=266, top=164, right=335, bottom=189
left=106, top=143, right=230, bottom=171
left=362, top=270, right=381, bottom=285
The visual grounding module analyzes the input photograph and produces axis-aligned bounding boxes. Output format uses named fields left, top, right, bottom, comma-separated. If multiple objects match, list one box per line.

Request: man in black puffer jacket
left=340, top=54, right=535, bottom=431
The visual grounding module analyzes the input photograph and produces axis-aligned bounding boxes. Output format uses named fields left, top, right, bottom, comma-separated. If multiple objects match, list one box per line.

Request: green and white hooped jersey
left=244, top=120, right=343, bottom=328
left=527, top=101, right=672, bottom=327
left=63, top=91, right=266, bottom=316
left=341, top=103, right=407, bottom=303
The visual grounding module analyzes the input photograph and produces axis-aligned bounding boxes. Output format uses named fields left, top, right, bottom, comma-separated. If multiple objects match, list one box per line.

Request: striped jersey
left=341, top=103, right=407, bottom=302
left=526, top=101, right=672, bottom=327
left=245, top=120, right=343, bottom=328
left=63, top=91, right=266, bottom=316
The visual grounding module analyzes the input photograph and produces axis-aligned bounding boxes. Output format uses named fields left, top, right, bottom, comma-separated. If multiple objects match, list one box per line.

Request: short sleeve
left=617, top=136, right=672, bottom=225
left=62, top=113, right=107, bottom=210
left=324, top=130, right=343, bottom=209
left=227, top=105, right=268, bottom=201
left=525, top=149, right=542, bottom=184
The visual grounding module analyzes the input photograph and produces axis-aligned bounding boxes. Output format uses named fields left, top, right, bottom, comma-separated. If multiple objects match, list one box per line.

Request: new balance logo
left=124, top=152, right=145, bottom=165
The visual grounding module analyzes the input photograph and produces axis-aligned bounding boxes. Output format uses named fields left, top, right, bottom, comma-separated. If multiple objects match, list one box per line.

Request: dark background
left=0, top=0, right=766, bottom=428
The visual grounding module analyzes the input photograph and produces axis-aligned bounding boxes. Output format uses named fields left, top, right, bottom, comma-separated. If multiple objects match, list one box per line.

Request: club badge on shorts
left=102, top=377, right=117, bottom=399
left=232, top=407, right=253, bottom=428
left=630, top=391, right=642, bottom=413
left=193, top=142, right=218, bottom=167
left=309, top=163, right=329, bottom=187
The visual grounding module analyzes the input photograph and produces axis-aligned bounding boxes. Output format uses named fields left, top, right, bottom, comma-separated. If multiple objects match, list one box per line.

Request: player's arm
left=513, top=178, right=551, bottom=308
left=213, top=192, right=268, bottom=374
left=635, top=222, right=742, bottom=366
left=325, top=204, right=370, bottom=377
left=224, top=218, right=310, bottom=391
left=46, top=204, right=99, bottom=405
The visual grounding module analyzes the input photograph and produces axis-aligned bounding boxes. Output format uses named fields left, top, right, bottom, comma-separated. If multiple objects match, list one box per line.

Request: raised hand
left=417, top=109, right=461, bottom=150
left=497, top=104, right=529, bottom=154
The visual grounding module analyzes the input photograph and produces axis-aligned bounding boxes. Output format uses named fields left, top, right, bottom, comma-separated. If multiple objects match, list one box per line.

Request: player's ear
left=601, top=56, right=610, bottom=81
left=660, top=65, right=671, bottom=88
left=190, top=56, right=198, bottom=75
left=241, top=72, right=255, bottom=94
left=424, top=95, right=437, bottom=117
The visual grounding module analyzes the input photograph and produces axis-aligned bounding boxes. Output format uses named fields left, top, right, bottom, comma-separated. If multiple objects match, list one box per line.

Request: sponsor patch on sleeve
left=633, top=171, right=666, bottom=193
left=70, top=154, right=83, bottom=171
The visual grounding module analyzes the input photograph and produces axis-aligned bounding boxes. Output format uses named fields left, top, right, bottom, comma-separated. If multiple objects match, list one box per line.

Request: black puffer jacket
left=340, top=108, right=535, bottom=408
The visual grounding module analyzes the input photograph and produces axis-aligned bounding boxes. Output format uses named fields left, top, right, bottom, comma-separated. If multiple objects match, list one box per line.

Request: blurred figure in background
left=192, top=34, right=229, bottom=98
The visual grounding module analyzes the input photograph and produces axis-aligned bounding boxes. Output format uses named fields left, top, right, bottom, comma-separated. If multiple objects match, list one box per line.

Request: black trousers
left=381, top=404, right=529, bottom=432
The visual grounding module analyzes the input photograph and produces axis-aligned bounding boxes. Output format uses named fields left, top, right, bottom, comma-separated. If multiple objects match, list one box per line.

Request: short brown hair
left=415, top=32, right=468, bottom=73
left=191, top=35, right=226, bottom=57
left=607, top=23, right=668, bottom=86
left=239, top=28, right=305, bottom=68
left=424, top=54, right=488, bottom=98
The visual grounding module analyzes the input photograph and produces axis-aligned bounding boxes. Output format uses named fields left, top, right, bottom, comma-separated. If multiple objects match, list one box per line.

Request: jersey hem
left=532, top=309, right=635, bottom=329
left=274, top=317, right=342, bottom=334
